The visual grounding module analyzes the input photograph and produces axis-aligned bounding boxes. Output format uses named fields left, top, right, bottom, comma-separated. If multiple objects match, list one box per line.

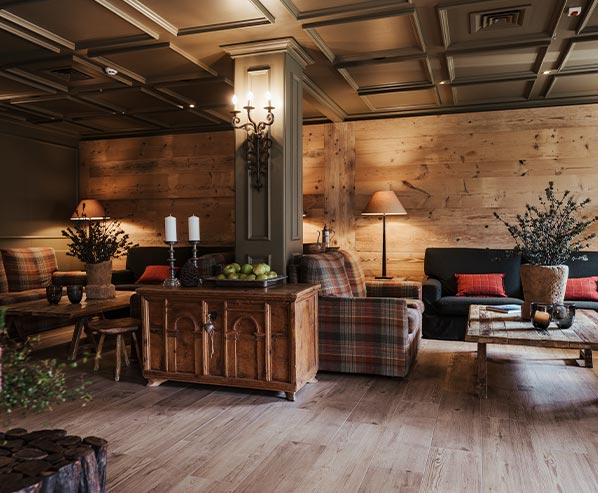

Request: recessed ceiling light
left=439, top=80, right=449, bottom=85
left=189, top=104, right=195, bottom=108
left=543, top=70, right=552, bottom=75
left=104, top=67, right=118, bottom=76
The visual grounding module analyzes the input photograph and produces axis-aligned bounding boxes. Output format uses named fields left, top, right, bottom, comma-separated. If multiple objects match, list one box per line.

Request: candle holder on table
left=189, top=240, right=202, bottom=285
left=163, top=241, right=181, bottom=288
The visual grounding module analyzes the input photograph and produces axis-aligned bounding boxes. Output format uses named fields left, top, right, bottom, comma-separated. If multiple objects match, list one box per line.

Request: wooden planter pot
left=520, top=264, right=568, bottom=320
left=85, top=260, right=115, bottom=300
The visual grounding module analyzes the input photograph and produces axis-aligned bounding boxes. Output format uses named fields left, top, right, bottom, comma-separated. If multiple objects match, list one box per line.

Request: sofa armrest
left=422, top=278, right=442, bottom=307
left=112, top=269, right=135, bottom=285
left=365, top=280, right=422, bottom=300
left=320, top=295, right=410, bottom=342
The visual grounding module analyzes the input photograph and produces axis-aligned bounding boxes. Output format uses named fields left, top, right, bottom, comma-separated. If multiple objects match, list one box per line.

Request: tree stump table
left=0, top=428, right=107, bottom=493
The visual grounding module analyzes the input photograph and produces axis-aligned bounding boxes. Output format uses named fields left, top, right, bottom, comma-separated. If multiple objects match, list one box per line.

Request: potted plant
left=62, top=216, right=135, bottom=299
left=0, top=308, right=90, bottom=418
left=495, top=182, right=598, bottom=319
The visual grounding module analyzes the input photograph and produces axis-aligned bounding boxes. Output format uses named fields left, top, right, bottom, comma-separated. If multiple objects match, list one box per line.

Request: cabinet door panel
left=225, top=303, right=266, bottom=381
left=270, top=304, right=290, bottom=383
left=166, top=301, right=202, bottom=375
left=146, top=300, right=165, bottom=371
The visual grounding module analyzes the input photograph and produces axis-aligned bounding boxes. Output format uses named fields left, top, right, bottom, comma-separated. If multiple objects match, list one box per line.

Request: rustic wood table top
left=466, top=304, right=598, bottom=350
left=3, top=290, right=132, bottom=320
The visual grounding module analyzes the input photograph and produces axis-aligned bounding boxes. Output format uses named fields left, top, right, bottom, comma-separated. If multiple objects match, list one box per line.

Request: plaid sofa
left=0, top=247, right=69, bottom=337
left=298, top=250, right=423, bottom=377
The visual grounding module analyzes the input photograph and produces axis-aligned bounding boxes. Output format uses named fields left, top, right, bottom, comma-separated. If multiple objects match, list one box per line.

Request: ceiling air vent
left=471, top=7, right=527, bottom=33
left=47, top=66, right=93, bottom=82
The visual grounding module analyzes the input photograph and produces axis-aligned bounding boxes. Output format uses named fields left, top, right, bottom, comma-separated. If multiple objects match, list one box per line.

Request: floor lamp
left=362, top=190, right=407, bottom=279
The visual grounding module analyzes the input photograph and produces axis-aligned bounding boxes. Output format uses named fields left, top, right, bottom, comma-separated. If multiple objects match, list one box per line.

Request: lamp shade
left=362, top=190, right=407, bottom=216
left=70, top=199, right=108, bottom=220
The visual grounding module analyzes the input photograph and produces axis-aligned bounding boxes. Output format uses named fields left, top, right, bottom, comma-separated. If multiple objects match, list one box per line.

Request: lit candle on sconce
left=247, top=91, right=253, bottom=107
left=188, top=215, right=200, bottom=242
left=232, top=94, right=238, bottom=111
left=265, top=91, right=272, bottom=107
left=164, top=215, right=177, bottom=242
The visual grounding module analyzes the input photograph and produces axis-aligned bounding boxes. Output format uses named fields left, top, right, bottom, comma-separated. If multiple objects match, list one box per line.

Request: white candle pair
left=164, top=215, right=200, bottom=242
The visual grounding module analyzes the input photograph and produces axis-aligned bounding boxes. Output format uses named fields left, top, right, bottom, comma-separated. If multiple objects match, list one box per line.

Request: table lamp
left=70, top=199, right=108, bottom=220
left=362, top=190, right=407, bottom=279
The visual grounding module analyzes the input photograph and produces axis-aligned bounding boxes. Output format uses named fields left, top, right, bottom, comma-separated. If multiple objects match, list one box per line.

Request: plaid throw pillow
left=300, top=252, right=353, bottom=297
left=565, top=276, right=598, bottom=301
left=455, top=273, right=507, bottom=297
left=339, top=250, right=367, bottom=297
left=0, top=252, right=8, bottom=293
left=2, top=248, right=58, bottom=292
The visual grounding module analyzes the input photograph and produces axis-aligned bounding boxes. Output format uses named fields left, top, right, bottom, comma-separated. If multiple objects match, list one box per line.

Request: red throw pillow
left=136, top=265, right=174, bottom=284
left=455, top=273, right=507, bottom=297
left=565, top=276, right=598, bottom=301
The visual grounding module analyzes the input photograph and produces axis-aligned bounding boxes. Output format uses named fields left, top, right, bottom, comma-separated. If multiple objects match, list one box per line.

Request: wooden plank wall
left=303, top=104, right=598, bottom=279
left=80, top=104, right=598, bottom=277
left=79, top=131, right=235, bottom=269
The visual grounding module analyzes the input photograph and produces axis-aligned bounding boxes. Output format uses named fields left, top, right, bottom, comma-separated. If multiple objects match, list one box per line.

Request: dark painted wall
left=0, top=126, right=79, bottom=269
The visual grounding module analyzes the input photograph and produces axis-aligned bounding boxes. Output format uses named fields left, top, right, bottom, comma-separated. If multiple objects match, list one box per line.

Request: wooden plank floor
left=7, top=336, right=598, bottom=492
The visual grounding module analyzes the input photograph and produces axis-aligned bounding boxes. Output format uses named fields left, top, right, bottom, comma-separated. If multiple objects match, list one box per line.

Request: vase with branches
left=495, top=182, right=598, bottom=318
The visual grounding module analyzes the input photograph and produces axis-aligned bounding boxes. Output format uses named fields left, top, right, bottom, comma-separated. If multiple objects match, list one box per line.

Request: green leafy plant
left=62, top=218, right=136, bottom=264
left=0, top=308, right=91, bottom=418
left=494, top=181, right=598, bottom=265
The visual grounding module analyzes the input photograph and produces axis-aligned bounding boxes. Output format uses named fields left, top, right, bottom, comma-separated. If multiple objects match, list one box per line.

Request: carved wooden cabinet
left=136, top=284, right=319, bottom=400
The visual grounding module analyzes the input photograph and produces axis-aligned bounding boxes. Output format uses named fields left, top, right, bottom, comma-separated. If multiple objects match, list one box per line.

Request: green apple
left=239, top=273, right=248, bottom=280
left=217, top=274, right=226, bottom=280
left=226, top=273, right=239, bottom=279
left=246, top=274, right=256, bottom=280
left=253, top=263, right=268, bottom=276
left=264, top=264, right=271, bottom=273
left=231, top=263, right=241, bottom=273
left=241, top=263, right=253, bottom=275
left=223, top=264, right=236, bottom=275
left=256, top=274, right=268, bottom=280
left=268, top=271, right=277, bottom=279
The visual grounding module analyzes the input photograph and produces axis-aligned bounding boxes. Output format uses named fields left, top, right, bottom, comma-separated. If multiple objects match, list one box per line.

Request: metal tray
left=204, top=275, right=287, bottom=288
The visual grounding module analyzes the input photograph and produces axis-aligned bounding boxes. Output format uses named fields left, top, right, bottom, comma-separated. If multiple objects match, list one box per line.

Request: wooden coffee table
left=466, top=304, right=598, bottom=398
left=4, top=291, right=132, bottom=360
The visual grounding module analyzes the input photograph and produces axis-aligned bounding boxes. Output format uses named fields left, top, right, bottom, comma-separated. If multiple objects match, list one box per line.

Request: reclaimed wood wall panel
left=303, top=104, right=598, bottom=280
left=79, top=131, right=235, bottom=269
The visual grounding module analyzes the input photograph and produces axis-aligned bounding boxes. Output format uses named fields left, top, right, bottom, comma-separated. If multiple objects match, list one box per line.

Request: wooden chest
left=136, top=284, right=319, bottom=400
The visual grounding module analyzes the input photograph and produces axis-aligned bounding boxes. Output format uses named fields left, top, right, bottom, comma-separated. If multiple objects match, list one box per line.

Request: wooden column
left=224, top=39, right=313, bottom=274
left=324, top=122, right=355, bottom=250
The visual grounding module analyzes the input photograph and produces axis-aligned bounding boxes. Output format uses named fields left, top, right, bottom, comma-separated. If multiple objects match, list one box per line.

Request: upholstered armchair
left=298, top=250, right=422, bottom=377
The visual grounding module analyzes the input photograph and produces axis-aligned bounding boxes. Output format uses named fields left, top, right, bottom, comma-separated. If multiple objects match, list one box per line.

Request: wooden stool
left=88, top=317, right=141, bottom=381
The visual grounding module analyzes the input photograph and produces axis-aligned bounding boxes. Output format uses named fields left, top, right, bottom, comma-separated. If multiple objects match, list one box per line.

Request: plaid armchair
left=299, top=250, right=422, bottom=377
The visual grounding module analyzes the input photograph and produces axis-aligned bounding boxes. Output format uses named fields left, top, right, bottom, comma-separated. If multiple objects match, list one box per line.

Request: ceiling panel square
left=345, top=58, right=431, bottom=88
left=560, top=39, right=598, bottom=72
left=449, top=45, right=544, bottom=82
left=157, top=79, right=233, bottom=108
left=452, top=79, right=531, bottom=103
left=0, top=76, right=50, bottom=100
left=38, top=120, right=97, bottom=135
left=0, top=30, right=54, bottom=64
left=547, top=73, right=598, bottom=98
left=363, top=87, right=437, bottom=110
left=307, top=11, right=422, bottom=62
left=15, top=97, right=109, bottom=118
left=141, top=109, right=215, bottom=127
left=438, top=0, right=560, bottom=50
left=78, top=115, right=157, bottom=132
left=283, top=0, right=408, bottom=19
left=82, top=88, right=179, bottom=113
left=5, top=0, right=152, bottom=47
left=98, top=45, right=212, bottom=81
left=125, top=0, right=269, bottom=34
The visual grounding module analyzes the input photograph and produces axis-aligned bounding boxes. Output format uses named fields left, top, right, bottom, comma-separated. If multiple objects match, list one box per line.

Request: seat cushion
left=435, top=296, right=523, bottom=316
left=0, top=252, right=8, bottom=293
left=300, top=252, right=353, bottom=297
left=2, top=248, right=58, bottom=292
left=563, top=300, right=598, bottom=310
left=407, top=307, right=422, bottom=334
left=339, top=250, right=367, bottom=297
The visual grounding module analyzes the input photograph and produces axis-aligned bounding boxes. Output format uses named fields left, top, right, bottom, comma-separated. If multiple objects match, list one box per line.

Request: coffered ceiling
left=0, top=0, right=596, bottom=140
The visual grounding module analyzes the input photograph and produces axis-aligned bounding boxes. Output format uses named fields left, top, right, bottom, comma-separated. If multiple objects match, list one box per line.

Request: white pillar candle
left=165, top=215, right=177, bottom=242
left=188, top=215, right=200, bottom=241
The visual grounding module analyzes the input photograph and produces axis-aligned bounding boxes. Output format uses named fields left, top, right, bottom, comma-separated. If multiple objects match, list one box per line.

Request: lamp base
left=375, top=276, right=393, bottom=280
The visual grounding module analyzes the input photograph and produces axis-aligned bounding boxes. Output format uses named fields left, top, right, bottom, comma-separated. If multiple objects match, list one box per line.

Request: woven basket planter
left=520, top=264, right=568, bottom=320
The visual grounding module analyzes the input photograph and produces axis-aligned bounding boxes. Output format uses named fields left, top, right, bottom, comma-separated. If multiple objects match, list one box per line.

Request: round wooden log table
left=0, top=428, right=107, bottom=493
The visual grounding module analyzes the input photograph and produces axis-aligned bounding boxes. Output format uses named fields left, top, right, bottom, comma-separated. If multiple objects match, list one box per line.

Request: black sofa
left=112, top=245, right=234, bottom=290
left=423, top=247, right=598, bottom=340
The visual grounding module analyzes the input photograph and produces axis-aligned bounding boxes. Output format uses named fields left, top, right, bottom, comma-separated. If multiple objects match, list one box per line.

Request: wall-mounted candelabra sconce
left=231, top=92, right=275, bottom=191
